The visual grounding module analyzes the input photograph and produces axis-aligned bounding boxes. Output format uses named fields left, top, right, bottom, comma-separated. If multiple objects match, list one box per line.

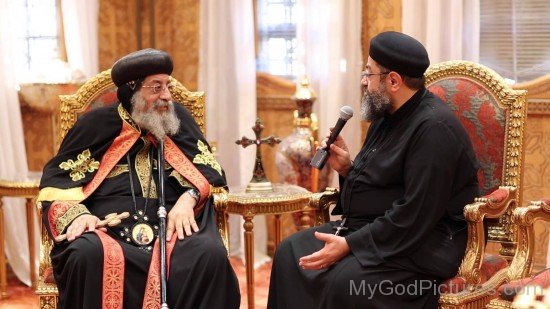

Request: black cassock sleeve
left=345, top=120, right=464, bottom=267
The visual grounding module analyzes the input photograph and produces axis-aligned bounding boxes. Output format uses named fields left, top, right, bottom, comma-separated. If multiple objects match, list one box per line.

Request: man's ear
left=388, top=72, right=403, bottom=88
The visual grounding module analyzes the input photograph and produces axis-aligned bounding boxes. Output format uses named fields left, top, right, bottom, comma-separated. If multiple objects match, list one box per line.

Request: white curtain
left=199, top=0, right=268, bottom=266
left=297, top=0, right=364, bottom=181
left=0, top=0, right=38, bottom=287
left=402, top=0, right=480, bottom=64
left=61, top=0, right=99, bottom=79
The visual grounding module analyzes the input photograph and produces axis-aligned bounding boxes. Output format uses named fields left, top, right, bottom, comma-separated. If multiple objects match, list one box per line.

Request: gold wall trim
left=258, top=96, right=295, bottom=110
left=513, top=75, right=550, bottom=115
left=525, top=100, right=550, bottom=115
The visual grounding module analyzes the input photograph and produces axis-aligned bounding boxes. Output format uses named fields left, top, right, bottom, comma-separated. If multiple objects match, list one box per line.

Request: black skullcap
left=369, top=31, right=430, bottom=78
left=111, top=48, right=173, bottom=87
left=111, top=48, right=173, bottom=112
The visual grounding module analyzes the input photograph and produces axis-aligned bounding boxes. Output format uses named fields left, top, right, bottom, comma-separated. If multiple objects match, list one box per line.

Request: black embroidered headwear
left=111, top=48, right=174, bottom=112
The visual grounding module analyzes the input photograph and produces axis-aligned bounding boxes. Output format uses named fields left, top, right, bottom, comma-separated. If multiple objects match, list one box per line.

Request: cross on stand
left=236, top=118, right=281, bottom=193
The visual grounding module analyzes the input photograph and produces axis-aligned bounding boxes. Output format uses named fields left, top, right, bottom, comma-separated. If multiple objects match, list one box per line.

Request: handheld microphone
left=310, top=106, right=354, bottom=169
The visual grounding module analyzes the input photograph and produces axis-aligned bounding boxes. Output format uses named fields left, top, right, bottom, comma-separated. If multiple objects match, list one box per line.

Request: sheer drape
left=61, top=0, right=99, bottom=78
left=0, top=0, right=37, bottom=287
left=199, top=0, right=269, bottom=266
left=296, top=0, right=363, bottom=183
left=402, top=0, right=480, bottom=63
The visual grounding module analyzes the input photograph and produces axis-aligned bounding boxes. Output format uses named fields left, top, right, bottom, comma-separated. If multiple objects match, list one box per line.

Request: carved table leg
left=300, top=209, right=312, bottom=230
left=243, top=214, right=255, bottom=309
left=26, top=198, right=36, bottom=289
left=0, top=199, right=6, bottom=298
left=274, top=214, right=282, bottom=248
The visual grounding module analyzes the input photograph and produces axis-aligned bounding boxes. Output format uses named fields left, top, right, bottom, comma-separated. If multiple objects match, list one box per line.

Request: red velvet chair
left=313, top=61, right=529, bottom=308
left=425, top=61, right=528, bottom=308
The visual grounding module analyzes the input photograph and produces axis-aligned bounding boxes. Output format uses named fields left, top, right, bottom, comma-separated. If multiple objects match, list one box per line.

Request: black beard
left=360, top=86, right=392, bottom=122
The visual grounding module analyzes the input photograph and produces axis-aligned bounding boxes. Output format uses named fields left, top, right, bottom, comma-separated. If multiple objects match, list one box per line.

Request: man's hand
left=167, top=192, right=199, bottom=241
left=299, top=231, right=351, bottom=270
left=321, top=127, right=353, bottom=177
left=66, top=214, right=100, bottom=241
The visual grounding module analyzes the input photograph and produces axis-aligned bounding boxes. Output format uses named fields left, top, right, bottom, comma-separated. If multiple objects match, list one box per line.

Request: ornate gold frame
left=38, top=69, right=226, bottom=308
left=58, top=69, right=206, bottom=144
left=425, top=61, right=527, bottom=308
left=486, top=199, right=550, bottom=308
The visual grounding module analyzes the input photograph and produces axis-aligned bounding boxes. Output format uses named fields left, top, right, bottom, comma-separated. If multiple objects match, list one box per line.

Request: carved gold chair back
left=425, top=60, right=528, bottom=308
left=36, top=69, right=228, bottom=309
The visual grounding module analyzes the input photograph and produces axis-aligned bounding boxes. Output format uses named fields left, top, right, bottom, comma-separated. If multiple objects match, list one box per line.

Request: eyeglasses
left=141, top=83, right=176, bottom=95
left=361, top=71, right=390, bottom=79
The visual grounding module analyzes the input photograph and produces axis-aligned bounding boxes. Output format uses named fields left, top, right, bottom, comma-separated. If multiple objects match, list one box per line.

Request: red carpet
left=0, top=257, right=271, bottom=309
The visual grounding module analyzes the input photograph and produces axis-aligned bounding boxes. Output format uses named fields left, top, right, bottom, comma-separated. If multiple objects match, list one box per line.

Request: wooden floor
left=0, top=257, right=271, bottom=309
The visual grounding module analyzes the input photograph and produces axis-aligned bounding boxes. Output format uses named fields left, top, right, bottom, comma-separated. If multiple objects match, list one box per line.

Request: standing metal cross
left=236, top=118, right=281, bottom=193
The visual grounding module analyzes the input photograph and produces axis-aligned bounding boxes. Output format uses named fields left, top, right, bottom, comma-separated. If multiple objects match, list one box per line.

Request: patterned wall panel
left=98, top=1, right=138, bottom=71
left=361, top=0, right=402, bottom=136
left=513, top=76, right=550, bottom=272
left=362, top=0, right=402, bottom=62
left=98, top=0, right=199, bottom=90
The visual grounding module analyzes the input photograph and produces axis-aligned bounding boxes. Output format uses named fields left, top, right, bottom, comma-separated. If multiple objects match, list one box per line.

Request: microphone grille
left=339, top=106, right=354, bottom=120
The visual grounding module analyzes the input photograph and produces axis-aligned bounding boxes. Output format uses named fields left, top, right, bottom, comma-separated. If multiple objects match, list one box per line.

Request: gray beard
left=360, top=84, right=392, bottom=122
left=130, top=93, right=180, bottom=140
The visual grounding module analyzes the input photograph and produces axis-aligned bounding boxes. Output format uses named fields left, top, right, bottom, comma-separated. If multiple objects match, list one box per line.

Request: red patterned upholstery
left=439, top=254, right=508, bottom=293
left=426, top=61, right=527, bottom=308
left=81, top=86, right=118, bottom=115
left=428, top=78, right=505, bottom=196
left=497, top=269, right=550, bottom=301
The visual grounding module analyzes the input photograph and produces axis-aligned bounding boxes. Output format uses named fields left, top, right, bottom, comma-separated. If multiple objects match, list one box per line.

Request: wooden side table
left=227, top=184, right=313, bottom=309
left=0, top=180, right=39, bottom=298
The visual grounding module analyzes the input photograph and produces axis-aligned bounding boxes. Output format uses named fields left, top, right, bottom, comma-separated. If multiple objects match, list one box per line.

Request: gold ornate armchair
left=36, top=69, right=230, bottom=308
left=313, top=61, right=528, bottom=308
left=486, top=198, right=550, bottom=308
left=424, top=61, right=528, bottom=308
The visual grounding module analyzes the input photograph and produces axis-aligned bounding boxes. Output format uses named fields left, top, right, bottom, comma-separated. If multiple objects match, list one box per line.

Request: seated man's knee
left=180, top=236, right=227, bottom=262
left=200, top=239, right=227, bottom=262
left=65, top=233, right=104, bottom=269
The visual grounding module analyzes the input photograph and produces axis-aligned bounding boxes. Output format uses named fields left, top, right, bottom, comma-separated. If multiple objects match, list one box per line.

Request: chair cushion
left=428, top=78, right=505, bottom=196
left=498, top=268, right=550, bottom=301
left=439, top=253, right=508, bottom=293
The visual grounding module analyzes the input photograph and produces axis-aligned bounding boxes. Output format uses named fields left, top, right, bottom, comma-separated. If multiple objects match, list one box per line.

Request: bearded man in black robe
left=268, top=31, right=479, bottom=308
left=37, top=49, right=240, bottom=309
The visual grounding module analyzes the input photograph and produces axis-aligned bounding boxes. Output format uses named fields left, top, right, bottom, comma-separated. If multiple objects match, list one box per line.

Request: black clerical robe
left=38, top=103, right=240, bottom=309
left=268, top=88, right=479, bottom=308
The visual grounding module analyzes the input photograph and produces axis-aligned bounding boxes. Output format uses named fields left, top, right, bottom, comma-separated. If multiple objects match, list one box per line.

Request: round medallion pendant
left=131, top=222, right=155, bottom=246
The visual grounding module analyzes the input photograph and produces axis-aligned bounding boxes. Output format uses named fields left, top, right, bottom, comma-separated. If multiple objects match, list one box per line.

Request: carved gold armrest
left=506, top=199, right=550, bottom=282
left=458, top=186, right=516, bottom=289
left=308, top=188, right=339, bottom=226
left=211, top=186, right=229, bottom=254
left=440, top=267, right=510, bottom=308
